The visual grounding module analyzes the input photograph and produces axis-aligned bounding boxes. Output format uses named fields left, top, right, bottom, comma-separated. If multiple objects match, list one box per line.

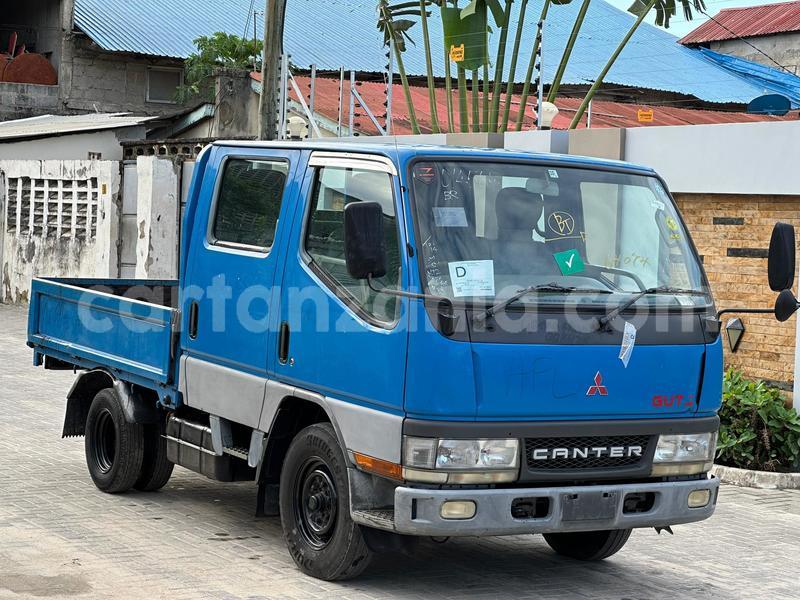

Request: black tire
left=279, top=423, right=372, bottom=581
left=543, top=529, right=632, bottom=561
left=134, top=419, right=174, bottom=491
left=84, top=388, right=145, bottom=493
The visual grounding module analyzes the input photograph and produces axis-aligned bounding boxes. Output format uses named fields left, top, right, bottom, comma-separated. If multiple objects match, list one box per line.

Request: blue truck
left=27, top=141, right=798, bottom=580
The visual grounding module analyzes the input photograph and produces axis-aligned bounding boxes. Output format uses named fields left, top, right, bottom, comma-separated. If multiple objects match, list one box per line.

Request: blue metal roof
left=74, top=0, right=796, bottom=105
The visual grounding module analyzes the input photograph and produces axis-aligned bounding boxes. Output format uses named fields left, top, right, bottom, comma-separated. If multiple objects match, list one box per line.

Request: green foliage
left=628, top=0, right=706, bottom=29
left=716, top=369, right=800, bottom=472
left=177, top=32, right=263, bottom=103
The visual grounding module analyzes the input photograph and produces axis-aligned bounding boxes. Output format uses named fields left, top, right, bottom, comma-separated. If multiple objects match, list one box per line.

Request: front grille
left=524, top=435, right=651, bottom=470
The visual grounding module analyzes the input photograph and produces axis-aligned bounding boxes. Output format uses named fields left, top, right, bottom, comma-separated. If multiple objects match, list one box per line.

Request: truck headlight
left=651, top=432, right=716, bottom=476
left=402, top=437, right=519, bottom=484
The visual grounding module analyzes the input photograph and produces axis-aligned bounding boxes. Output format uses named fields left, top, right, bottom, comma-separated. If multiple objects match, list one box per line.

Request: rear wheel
left=279, top=423, right=372, bottom=580
left=543, top=529, right=632, bottom=561
left=84, top=388, right=144, bottom=493
left=134, top=420, right=174, bottom=491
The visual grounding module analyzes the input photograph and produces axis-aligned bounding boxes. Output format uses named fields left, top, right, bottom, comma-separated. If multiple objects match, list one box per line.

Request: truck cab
left=27, top=141, right=798, bottom=580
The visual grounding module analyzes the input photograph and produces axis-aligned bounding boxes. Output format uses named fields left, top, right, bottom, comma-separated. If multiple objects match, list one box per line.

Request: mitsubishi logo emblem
left=587, top=371, right=608, bottom=396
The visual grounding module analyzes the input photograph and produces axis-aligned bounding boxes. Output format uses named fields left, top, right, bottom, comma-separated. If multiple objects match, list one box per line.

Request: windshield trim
left=403, top=156, right=712, bottom=311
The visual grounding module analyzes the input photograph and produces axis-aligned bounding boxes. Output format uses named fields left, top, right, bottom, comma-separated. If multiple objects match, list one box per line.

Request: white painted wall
left=504, top=130, right=569, bottom=154
left=624, top=120, right=800, bottom=195
left=0, top=127, right=147, bottom=162
left=135, top=156, right=180, bottom=279
left=0, top=159, right=120, bottom=303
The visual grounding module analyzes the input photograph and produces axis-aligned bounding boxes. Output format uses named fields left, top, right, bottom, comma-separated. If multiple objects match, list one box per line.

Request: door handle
left=278, top=321, right=290, bottom=364
left=188, top=301, right=199, bottom=339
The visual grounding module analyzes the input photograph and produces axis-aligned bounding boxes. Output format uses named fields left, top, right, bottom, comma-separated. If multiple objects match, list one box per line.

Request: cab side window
left=305, top=166, right=402, bottom=323
left=212, top=158, right=289, bottom=249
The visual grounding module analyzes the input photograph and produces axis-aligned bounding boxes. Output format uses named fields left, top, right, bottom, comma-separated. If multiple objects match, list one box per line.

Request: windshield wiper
left=596, top=286, right=710, bottom=331
left=475, top=283, right=613, bottom=323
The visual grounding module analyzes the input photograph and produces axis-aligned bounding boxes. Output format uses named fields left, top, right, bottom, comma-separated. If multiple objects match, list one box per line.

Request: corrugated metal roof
left=74, top=0, right=790, bottom=105
left=679, top=1, right=800, bottom=45
left=0, top=113, right=156, bottom=141
left=253, top=73, right=797, bottom=135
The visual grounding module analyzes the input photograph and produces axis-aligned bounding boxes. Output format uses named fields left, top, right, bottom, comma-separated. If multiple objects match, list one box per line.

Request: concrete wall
left=624, top=121, right=800, bottom=195
left=134, top=156, right=180, bottom=279
left=0, top=126, right=147, bottom=161
left=710, top=32, right=800, bottom=75
left=59, top=38, right=187, bottom=117
left=0, top=159, right=120, bottom=303
left=0, top=83, right=59, bottom=122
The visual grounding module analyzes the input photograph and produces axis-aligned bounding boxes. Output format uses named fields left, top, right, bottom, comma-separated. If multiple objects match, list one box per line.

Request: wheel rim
left=294, top=458, right=338, bottom=549
left=92, top=408, right=116, bottom=473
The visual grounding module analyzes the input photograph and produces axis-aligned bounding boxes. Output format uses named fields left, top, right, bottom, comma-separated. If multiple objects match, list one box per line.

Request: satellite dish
left=747, top=94, right=791, bottom=116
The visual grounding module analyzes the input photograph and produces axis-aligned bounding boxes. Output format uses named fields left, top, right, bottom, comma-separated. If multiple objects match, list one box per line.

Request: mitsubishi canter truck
left=27, top=142, right=798, bottom=580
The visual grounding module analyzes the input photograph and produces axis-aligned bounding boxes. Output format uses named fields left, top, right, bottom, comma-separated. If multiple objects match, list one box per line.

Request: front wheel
left=279, top=423, right=372, bottom=581
left=543, top=529, right=632, bottom=561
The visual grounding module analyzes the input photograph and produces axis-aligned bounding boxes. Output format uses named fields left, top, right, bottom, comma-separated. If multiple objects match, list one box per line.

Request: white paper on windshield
left=619, top=321, right=637, bottom=368
left=434, top=206, right=468, bottom=227
left=448, top=260, right=495, bottom=297
left=548, top=169, right=559, bottom=179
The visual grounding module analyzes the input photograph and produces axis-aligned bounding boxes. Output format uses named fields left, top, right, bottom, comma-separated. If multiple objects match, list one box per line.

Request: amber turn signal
left=353, top=452, right=403, bottom=480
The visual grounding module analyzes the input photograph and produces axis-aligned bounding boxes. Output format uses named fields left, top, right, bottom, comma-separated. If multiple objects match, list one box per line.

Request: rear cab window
left=211, top=158, right=290, bottom=251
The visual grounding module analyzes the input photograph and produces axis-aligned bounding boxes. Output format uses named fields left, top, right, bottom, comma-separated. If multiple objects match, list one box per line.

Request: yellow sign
left=449, top=44, right=464, bottom=62
left=637, top=109, right=654, bottom=123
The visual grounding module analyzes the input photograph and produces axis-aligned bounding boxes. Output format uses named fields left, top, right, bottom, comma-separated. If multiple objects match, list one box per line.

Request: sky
left=605, top=0, right=794, bottom=38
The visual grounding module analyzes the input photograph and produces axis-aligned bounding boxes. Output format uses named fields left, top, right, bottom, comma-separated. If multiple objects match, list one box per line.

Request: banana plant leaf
left=377, top=17, right=417, bottom=52
left=629, top=0, right=705, bottom=28
left=442, top=5, right=489, bottom=71
left=460, top=0, right=506, bottom=26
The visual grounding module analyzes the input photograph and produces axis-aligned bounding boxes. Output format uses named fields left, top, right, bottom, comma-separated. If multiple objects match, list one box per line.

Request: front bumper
left=389, top=476, right=719, bottom=537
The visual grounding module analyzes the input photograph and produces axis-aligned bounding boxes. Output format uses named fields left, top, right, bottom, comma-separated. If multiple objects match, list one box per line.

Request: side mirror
left=775, top=289, right=800, bottom=322
left=343, top=202, right=387, bottom=280
left=768, top=222, right=795, bottom=291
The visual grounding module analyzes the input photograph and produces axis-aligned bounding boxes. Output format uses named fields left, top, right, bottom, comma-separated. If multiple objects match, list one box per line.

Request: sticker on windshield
left=548, top=211, right=575, bottom=236
left=448, top=260, right=495, bottom=297
left=619, top=321, right=637, bottom=368
left=414, top=164, right=436, bottom=184
left=553, top=249, right=585, bottom=276
left=434, top=207, right=468, bottom=228
left=548, top=169, right=559, bottom=179
left=651, top=199, right=665, bottom=212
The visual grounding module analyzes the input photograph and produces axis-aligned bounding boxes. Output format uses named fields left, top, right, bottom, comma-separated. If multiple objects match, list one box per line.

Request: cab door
left=273, top=153, right=409, bottom=458
left=181, top=147, right=301, bottom=427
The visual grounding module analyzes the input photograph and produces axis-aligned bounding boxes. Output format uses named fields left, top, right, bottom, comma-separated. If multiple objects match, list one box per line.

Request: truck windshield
left=409, top=160, right=708, bottom=308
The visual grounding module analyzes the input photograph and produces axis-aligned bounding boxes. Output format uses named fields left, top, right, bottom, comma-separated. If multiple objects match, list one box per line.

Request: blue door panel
left=181, top=148, right=302, bottom=377
left=274, top=166, right=409, bottom=415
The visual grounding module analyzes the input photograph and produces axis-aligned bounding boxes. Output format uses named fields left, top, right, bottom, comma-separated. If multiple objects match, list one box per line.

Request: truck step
left=352, top=509, right=395, bottom=531
left=223, top=446, right=249, bottom=460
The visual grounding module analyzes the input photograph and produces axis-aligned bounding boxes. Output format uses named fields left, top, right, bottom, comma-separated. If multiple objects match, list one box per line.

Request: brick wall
left=675, top=193, right=799, bottom=394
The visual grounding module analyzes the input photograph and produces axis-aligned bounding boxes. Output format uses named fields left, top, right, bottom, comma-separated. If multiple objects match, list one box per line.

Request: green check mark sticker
left=553, top=249, right=585, bottom=275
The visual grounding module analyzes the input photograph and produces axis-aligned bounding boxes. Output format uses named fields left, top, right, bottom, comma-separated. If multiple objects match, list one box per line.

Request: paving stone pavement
left=1, top=303, right=799, bottom=599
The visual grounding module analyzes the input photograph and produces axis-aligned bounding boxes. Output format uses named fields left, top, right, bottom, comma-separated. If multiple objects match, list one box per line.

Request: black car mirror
left=343, top=202, right=387, bottom=280
left=768, top=222, right=795, bottom=292
left=774, top=289, right=800, bottom=322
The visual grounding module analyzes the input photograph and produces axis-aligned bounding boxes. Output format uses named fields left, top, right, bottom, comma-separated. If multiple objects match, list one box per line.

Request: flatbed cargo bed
left=27, top=278, right=179, bottom=389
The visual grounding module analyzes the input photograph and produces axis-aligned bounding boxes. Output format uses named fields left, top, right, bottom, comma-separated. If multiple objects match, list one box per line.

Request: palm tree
left=500, top=0, right=530, bottom=131
left=569, top=0, right=707, bottom=128
left=418, top=0, right=442, bottom=132
left=377, top=0, right=421, bottom=134
left=487, top=0, right=513, bottom=131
